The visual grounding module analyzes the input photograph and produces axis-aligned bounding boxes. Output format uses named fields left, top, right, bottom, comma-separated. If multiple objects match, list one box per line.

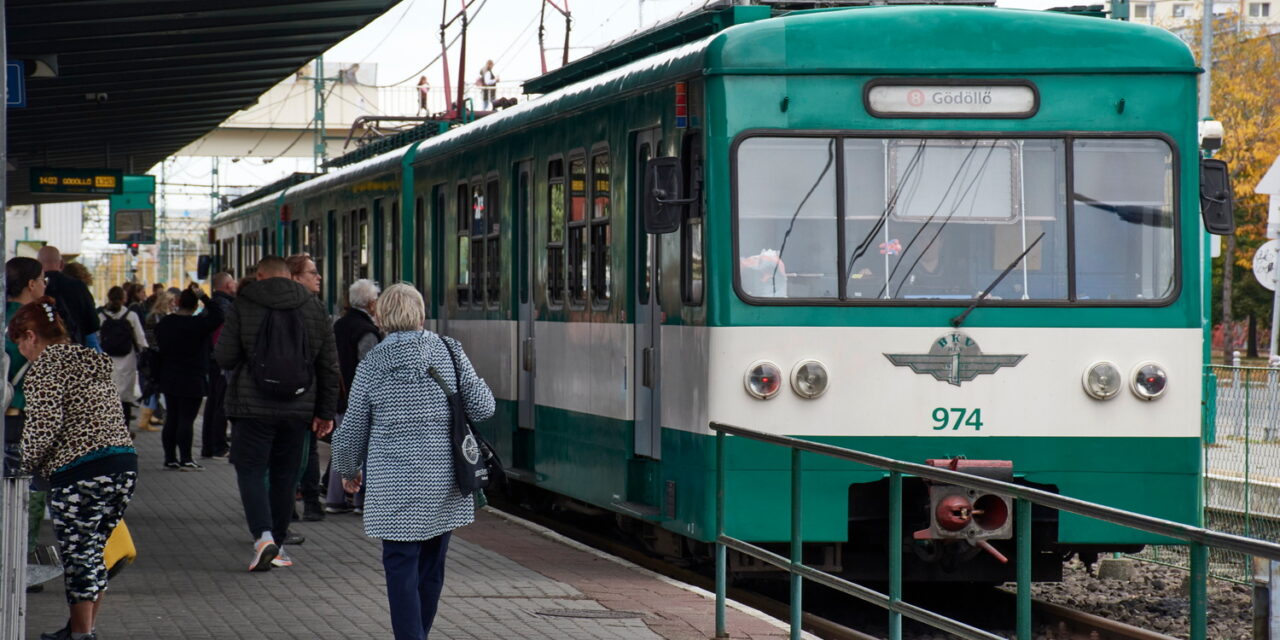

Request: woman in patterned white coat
left=332, top=283, right=494, bottom=640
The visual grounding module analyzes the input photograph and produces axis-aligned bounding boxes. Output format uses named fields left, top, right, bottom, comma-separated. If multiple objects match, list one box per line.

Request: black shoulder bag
left=427, top=336, right=504, bottom=495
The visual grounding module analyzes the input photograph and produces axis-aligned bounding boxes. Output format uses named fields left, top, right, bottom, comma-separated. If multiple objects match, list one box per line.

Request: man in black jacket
left=200, top=272, right=238, bottom=459
left=37, top=246, right=99, bottom=346
left=214, top=256, right=339, bottom=572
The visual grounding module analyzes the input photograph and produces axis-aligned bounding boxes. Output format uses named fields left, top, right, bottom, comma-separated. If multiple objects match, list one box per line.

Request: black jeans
left=231, top=417, right=307, bottom=541
left=201, top=367, right=229, bottom=457
left=161, top=394, right=203, bottom=465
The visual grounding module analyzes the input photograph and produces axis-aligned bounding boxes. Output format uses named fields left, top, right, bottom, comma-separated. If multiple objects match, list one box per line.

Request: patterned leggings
left=48, top=471, right=136, bottom=604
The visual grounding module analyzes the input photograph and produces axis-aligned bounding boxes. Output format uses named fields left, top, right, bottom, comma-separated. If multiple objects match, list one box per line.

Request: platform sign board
left=6, top=62, right=25, bottom=108
left=109, top=175, right=157, bottom=245
left=30, top=167, right=123, bottom=195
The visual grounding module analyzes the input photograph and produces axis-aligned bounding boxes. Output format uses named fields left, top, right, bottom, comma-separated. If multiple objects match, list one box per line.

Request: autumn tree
left=1191, top=13, right=1280, bottom=359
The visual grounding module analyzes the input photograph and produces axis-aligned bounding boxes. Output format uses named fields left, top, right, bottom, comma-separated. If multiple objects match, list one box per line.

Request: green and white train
left=211, top=2, right=1234, bottom=581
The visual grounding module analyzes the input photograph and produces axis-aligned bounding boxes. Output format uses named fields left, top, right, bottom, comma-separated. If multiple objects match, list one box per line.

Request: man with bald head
left=37, top=245, right=99, bottom=347
left=215, top=256, right=339, bottom=571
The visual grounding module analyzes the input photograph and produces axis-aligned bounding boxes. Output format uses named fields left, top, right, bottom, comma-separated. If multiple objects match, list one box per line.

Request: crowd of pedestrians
left=5, top=247, right=493, bottom=640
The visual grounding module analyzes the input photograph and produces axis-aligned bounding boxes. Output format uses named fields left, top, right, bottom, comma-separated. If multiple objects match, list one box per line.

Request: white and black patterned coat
left=332, top=330, right=495, bottom=541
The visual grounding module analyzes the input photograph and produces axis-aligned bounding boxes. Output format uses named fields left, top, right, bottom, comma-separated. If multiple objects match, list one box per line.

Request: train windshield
left=735, top=136, right=1175, bottom=304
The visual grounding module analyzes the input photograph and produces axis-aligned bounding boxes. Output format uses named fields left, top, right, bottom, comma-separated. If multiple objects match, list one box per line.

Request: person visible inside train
left=332, top=284, right=494, bottom=640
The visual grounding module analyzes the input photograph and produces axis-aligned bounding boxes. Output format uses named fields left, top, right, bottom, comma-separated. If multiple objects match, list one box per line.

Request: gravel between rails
left=1025, top=556, right=1253, bottom=640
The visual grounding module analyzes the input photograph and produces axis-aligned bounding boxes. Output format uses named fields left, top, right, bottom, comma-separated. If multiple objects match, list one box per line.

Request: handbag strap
left=440, top=336, right=464, bottom=397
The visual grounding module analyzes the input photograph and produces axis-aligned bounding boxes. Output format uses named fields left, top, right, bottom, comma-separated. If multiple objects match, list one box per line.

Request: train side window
left=589, top=150, right=611, bottom=308
left=358, top=208, right=370, bottom=279
left=390, top=201, right=401, bottom=284
left=547, top=159, right=566, bottom=306
left=485, top=177, right=501, bottom=307
left=470, top=182, right=486, bottom=307
left=518, top=168, right=531, bottom=305
left=456, top=183, right=470, bottom=308
left=681, top=131, right=704, bottom=306
left=567, top=155, right=588, bottom=307
left=415, top=196, right=426, bottom=292
left=235, top=234, right=243, bottom=275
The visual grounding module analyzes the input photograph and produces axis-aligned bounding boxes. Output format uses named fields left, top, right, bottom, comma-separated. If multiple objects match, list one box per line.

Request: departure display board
left=30, top=167, right=124, bottom=195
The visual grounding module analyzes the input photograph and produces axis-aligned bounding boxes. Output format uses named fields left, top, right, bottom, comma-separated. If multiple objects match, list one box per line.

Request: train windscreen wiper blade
left=950, top=231, right=1045, bottom=329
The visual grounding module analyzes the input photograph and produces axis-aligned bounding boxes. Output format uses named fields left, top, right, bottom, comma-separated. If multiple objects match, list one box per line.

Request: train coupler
left=912, top=459, right=1015, bottom=564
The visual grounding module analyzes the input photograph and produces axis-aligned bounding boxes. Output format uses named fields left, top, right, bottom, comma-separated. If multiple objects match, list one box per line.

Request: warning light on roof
left=675, top=82, right=688, bottom=129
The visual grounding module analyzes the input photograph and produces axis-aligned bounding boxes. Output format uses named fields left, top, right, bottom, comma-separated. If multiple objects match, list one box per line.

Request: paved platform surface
left=24, top=425, right=791, bottom=639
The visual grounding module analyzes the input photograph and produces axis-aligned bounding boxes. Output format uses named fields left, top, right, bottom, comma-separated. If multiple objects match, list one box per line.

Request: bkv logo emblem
left=884, top=331, right=1025, bottom=387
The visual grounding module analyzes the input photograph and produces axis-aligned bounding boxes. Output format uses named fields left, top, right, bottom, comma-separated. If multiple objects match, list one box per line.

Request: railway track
left=488, top=496, right=1181, bottom=640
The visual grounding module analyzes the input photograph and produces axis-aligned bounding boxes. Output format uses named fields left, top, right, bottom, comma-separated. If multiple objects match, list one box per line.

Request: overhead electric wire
left=357, top=0, right=419, bottom=65
left=369, top=0, right=492, bottom=88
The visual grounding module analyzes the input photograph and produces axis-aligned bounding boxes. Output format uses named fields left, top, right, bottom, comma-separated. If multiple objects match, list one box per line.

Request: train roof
left=214, top=6, right=1196, bottom=225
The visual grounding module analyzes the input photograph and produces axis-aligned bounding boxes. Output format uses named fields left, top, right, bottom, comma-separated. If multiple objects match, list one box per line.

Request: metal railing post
left=1, top=475, right=29, bottom=639
left=889, top=471, right=903, bottom=640
left=790, top=448, right=803, bottom=640
left=1191, top=542, right=1208, bottom=640
left=715, top=430, right=728, bottom=639
left=1016, top=498, right=1031, bottom=640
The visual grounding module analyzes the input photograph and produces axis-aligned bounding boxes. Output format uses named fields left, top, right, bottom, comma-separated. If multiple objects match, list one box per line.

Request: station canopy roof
left=6, top=0, right=402, bottom=205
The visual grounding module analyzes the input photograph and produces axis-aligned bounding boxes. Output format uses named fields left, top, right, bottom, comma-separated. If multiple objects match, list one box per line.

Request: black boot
left=303, top=499, right=325, bottom=521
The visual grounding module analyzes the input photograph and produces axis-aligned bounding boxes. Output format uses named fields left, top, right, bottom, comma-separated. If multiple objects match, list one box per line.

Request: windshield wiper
left=950, top=231, right=1046, bottom=328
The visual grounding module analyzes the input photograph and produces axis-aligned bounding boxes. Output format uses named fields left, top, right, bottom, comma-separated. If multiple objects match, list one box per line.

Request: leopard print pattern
left=21, top=343, right=132, bottom=479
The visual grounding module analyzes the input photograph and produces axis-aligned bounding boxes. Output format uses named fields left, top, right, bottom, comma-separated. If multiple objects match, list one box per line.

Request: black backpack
left=250, top=307, right=312, bottom=399
left=98, top=312, right=134, bottom=357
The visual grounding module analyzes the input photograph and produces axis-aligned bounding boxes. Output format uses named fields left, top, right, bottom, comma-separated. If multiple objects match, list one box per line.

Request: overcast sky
left=161, top=0, right=1064, bottom=211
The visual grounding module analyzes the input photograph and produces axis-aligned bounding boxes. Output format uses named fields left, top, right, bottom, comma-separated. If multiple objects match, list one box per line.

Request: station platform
left=23, top=430, right=792, bottom=640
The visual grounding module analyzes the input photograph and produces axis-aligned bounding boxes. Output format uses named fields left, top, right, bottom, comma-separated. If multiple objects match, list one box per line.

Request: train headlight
left=744, top=361, right=783, bottom=400
left=1130, top=362, right=1168, bottom=401
left=791, top=360, right=829, bottom=399
left=1082, top=361, right=1122, bottom=400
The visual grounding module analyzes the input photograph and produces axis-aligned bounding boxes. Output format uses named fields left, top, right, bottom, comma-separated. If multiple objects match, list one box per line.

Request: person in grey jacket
left=214, top=256, right=340, bottom=572
left=332, top=284, right=494, bottom=640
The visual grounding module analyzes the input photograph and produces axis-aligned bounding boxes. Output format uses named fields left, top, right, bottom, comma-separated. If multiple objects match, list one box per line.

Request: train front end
left=698, top=6, right=1213, bottom=581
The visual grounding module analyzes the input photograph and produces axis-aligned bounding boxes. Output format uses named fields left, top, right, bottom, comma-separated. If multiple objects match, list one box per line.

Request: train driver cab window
left=1072, top=139, right=1175, bottom=301
left=589, top=151, right=611, bottom=307
left=682, top=131, right=704, bottom=306
left=567, top=156, right=588, bottom=307
left=547, top=159, right=566, bottom=306
left=456, top=184, right=471, bottom=307
left=737, top=137, right=838, bottom=299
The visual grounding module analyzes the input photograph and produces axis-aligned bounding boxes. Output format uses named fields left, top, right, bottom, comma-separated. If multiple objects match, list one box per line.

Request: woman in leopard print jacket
left=12, top=296, right=136, bottom=640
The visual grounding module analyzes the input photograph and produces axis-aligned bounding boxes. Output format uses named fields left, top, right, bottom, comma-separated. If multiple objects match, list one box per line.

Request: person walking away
left=476, top=60, right=498, bottom=110
left=155, top=285, right=224, bottom=470
left=5, top=258, right=47, bottom=591
left=125, top=283, right=146, bottom=319
left=325, top=279, right=382, bottom=514
left=201, top=272, right=237, bottom=459
left=139, top=288, right=172, bottom=431
left=333, top=284, right=494, bottom=640
left=98, top=286, right=147, bottom=436
left=13, top=297, right=137, bottom=640
left=287, top=253, right=327, bottom=521
left=37, top=246, right=100, bottom=349
left=215, top=256, right=339, bottom=571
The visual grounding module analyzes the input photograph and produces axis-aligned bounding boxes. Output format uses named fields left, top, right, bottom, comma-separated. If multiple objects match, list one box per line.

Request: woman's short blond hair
left=376, top=283, right=425, bottom=333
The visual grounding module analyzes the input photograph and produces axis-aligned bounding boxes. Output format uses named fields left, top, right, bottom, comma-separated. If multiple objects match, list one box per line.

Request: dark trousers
left=201, top=367, right=229, bottom=457
left=232, top=418, right=307, bottom=541
left=161, top=394, right=203, bottom=465
left=382, top=533, right=451, bottom=640
left=300, top=431, right=320, bottom=503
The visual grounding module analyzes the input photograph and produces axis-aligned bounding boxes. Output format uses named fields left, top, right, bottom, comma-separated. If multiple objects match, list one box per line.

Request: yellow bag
left=104, top=519, right=136, bottom=578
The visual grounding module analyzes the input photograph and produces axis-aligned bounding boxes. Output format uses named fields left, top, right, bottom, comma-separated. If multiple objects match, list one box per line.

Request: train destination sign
left=30, top=167, right=124, bottom=195
left=866, top=83, right=1037, bottom=118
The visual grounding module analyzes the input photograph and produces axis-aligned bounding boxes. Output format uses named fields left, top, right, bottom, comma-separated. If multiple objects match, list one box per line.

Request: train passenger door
left=515, top=161, right=536, bottom=431
left=633, top=129, right=662, bottom=460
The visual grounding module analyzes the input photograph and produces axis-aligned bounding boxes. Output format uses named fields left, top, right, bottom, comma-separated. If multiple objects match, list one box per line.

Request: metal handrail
left=711, top=421, right=1280, bottom=640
